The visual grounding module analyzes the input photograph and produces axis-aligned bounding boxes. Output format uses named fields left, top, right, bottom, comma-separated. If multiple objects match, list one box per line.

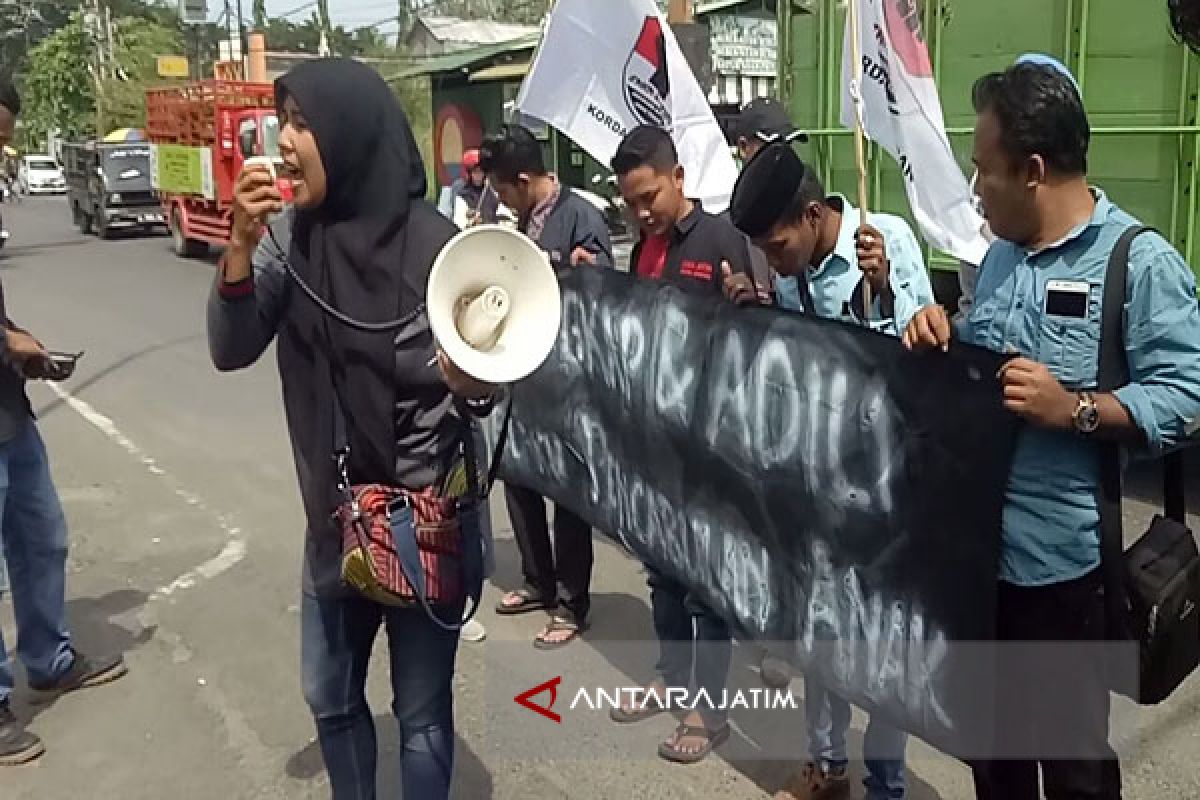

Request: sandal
left=657, top=721, right=731, bottom=765
left=494, top=586, right=556, bottom=616
left=533, top=615, right=588, bottom=650
left=773, top=761, right=850, bottom=800
left=609, top=683, right=670, bottom=723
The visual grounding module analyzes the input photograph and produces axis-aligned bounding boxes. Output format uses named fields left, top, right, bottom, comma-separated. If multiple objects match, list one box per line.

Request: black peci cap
left=734, top=97, right=808, bottom=145
left=730, top=142, right=807, bottom=239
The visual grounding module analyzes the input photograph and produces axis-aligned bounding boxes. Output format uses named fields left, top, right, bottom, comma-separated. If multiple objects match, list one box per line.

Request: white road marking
left=45, top=383, right=247, bottom=599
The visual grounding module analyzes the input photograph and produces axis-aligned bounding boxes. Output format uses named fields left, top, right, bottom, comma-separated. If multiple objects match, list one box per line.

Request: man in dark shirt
left=0, top=80, right=127, bottom=767
left=621, top=127, right=750, bottom=289
left=480, top=125, right=612, bottom=649
left=607, top=125, right=741, bottom=764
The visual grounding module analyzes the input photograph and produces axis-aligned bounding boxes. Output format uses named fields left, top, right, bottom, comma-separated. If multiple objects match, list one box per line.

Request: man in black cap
left=732, top=97, right=809, bottom=165
left=1171, top=0, right=1200, bottom=51
left=728, top=141, right=933, bottom=335
left=732, top=98, right=812, bottom=314
left=728, top=141, right=933, bottom=800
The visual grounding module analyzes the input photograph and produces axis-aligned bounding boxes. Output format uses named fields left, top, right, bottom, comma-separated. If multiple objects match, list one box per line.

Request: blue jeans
left=806, top=679, right=907, bottom=799
left=0, top=420, right=74, bottom=706
left=301, top=591, right=464, bottom=800
left=646, top=565, right=732, bottom=728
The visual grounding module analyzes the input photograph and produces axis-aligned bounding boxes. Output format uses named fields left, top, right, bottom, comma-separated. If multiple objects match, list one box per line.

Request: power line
left=275, top=0, right=318, bottom=19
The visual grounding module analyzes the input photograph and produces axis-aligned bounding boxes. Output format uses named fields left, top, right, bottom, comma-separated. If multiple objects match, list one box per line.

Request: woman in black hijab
left=208, top=58, right=491, bottom=799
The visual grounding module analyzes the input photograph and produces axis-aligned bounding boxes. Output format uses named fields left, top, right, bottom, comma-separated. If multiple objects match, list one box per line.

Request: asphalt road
left=0, top=196, right=1198, bottom=799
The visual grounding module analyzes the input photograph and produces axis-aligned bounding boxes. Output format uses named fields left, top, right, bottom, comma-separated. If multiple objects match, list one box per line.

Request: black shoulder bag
left=1097, top=225, right=1199, bottom=705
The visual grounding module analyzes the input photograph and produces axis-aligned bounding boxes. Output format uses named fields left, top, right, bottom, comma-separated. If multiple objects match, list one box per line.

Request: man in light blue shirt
left=905, top=61, right=1200, bottom=800
left=726, top=144, right=934, bottom=333
left=728, top=142, right=934, bottom=800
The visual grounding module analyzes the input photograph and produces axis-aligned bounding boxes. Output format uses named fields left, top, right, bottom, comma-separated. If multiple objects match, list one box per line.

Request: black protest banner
left=491, top=267, right=1020, bottom=755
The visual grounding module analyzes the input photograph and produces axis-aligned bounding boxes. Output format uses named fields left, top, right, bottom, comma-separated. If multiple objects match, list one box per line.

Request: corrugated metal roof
left=695, top=0, right=756, bottom=14
left=388, top=33, right=540, bottom=81
left=469, top=61, right=531, bottom=82
left=418, top=16, right=540, bottom=46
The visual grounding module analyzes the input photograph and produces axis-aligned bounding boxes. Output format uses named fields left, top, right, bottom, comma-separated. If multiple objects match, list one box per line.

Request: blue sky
left=207, top=0, right=412, bottom=39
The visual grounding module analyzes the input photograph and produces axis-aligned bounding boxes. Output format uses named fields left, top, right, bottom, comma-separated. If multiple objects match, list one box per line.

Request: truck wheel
left=170, top=209, right=206, bottom=258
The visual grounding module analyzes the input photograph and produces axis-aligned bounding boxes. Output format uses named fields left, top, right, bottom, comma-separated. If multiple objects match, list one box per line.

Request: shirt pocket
left=966, top=296, right=1003, bottom=350
left=1035, top=286, right=1101, bottom=388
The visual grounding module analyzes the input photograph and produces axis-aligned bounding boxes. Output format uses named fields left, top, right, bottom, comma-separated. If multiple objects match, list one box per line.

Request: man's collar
left=1029, top=188, right=1110, bottom=255
left=813, top=194, right=858, bottom=275
left=674, top=200, right=701, bottom=236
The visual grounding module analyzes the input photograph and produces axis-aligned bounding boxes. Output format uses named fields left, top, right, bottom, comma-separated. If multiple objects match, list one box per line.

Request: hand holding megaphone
left=436, top=350, right=497, bottom=400
left=427, top=225, right=562, bottom=391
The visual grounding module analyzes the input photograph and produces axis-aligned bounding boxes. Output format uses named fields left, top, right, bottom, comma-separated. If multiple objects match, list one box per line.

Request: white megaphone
left=427, top=224, right=562, bottom=384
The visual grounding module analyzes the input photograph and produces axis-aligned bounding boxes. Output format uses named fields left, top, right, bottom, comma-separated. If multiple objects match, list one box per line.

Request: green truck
left=777, top=0, right=1200, bottom=302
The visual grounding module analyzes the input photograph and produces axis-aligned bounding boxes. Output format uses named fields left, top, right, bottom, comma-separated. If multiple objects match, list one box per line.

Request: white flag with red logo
left=842, top=0, right=988, bottom=265
left=517, top=0, right=737, bottom=212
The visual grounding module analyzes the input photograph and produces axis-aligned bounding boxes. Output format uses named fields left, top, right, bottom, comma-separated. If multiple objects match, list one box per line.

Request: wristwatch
left=1073, top=391, right=1100, bottom=435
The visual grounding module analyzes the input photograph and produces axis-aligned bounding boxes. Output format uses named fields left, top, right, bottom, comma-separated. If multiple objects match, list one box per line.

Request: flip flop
left=532, top=615, right=588, bottom=651
left=609, top=686, right=670, bottom=724
left=494, top=587, right=556, bottom=616
left=657, top=722, right=731, bottom=765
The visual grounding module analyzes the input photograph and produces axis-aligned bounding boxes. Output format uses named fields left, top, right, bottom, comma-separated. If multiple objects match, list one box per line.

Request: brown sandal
left=494, top=587, right=556, bottom=615
left=609, top=684, right=670, bottom=723
left=533, top=615, right=588, bottom=650
left=657, top=722, right=730, bottom=764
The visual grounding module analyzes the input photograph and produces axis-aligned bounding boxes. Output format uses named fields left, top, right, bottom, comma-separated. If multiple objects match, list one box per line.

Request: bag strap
left=1096, top=226, right=1142, bottom=639
left=1096, top=224, right=1188, bottom=522
left=266, top=225, right=427, bottom=334
left=1096, top=225, right=1189, bottom=637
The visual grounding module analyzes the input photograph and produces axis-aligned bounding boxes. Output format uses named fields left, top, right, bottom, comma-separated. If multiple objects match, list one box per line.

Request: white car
left=19, top=155, right=66, bottom=195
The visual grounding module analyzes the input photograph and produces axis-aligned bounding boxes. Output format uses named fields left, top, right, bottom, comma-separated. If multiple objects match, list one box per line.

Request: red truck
left=145, top=81, right=278, bottom=256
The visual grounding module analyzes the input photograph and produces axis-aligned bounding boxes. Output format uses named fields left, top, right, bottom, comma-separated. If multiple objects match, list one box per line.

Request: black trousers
left=972, top=569, right=1122, bottom=800
left=503, top=483, right=593, bottom=622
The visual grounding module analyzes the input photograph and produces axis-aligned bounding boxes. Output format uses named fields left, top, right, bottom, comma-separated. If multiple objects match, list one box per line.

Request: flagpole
left=846, top=0, right=873, bottom=321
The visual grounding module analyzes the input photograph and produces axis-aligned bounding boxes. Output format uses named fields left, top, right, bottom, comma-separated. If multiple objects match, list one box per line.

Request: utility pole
left=667, top=0, right=691, bottom=24
left=236, top=0, right=247, bottom=70
left=85, top=0, right=109, bottom=134
left=223, top=0, right=233, bottom=59
left=104, top=4, right=119, bottom=79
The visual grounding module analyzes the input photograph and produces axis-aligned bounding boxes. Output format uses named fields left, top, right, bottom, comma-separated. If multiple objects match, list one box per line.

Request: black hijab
left=273, top=58, right=453, bottom=526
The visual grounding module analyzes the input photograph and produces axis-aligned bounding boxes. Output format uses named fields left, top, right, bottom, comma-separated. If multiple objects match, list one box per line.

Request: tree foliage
left=21, top=9, right=182, bottom=145
left=0, top=0, right=72, bottom=75
left=98, top=15, right=184, bottom=133
left=21, top=12, right=94, bottom=144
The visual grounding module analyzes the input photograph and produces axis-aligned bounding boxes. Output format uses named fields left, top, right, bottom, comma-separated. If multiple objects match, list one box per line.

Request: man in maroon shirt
left=606, top=125, right=749, bottom=764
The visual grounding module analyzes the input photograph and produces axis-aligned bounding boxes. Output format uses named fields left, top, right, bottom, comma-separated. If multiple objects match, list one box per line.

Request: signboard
left=179, top=0, right=207, bottom=25
left=156, top=55, right=189, bottom=78
left=149, top=144, right=214, bottom=200
left=708, top=14, right=777, bottom=77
